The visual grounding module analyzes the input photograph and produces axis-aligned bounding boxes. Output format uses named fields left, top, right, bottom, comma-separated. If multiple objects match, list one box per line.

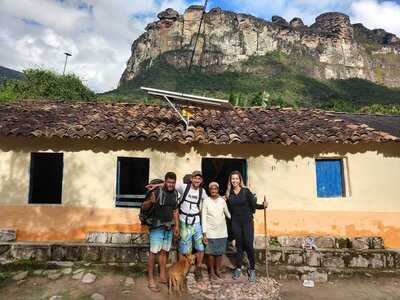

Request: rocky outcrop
left=120, top=7, right=400, bottom=87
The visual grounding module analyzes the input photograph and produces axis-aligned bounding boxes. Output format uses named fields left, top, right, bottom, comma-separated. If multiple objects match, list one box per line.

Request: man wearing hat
left=147, top=171, right=207, bottom=279
left=175, top=170, right=207, bottom=279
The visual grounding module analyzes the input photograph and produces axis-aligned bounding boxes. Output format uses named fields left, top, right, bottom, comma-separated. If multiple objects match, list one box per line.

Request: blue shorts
left=149, top=227, right=173, bottom=254
left=179, top=221, right=204, bottom=254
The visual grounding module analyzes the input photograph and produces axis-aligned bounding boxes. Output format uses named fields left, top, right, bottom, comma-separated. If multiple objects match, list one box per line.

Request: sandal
left=159, top=279, right=168, bottom=285
left=148, top=284, right=161, bottom=293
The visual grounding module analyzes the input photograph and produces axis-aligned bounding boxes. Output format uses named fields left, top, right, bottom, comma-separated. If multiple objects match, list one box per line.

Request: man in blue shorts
left=175, top=170, right=207, bottom=280
left=143, top=172, right=179, bottom=293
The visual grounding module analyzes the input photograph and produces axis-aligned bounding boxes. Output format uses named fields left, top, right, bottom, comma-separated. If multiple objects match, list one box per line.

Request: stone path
left=187, top=271, right=281, bottom=300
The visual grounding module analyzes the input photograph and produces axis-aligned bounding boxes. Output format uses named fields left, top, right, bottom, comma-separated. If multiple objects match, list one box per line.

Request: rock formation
left=120, top=6, right=400, bottom=87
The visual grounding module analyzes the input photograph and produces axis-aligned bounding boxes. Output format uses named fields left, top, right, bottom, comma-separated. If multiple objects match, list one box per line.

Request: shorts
left=179, top=220, right=204, bottom=254
left=205, top=238, right=227, bottom=256
left=149, top=227, right=173, bottom=254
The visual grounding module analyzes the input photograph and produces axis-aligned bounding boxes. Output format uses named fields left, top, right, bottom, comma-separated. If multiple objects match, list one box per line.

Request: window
left=116, top=157, right=149, bottom=208
left=29, top=152, right=63, bottom=204
left=315, top=159, right=345, bottom=198
left=201, top=158, right=247, bottom=196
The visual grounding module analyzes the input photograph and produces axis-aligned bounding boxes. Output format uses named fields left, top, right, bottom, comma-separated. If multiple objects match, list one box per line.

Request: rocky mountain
left=0, top=66, right=24, bottom=85
left=120, top=6, right=400, bottom=88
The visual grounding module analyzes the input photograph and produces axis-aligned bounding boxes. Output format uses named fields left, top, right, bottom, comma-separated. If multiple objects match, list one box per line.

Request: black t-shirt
left=227, top=187, right=262, bottom=222
left=152, top=187, right=179, bottom=227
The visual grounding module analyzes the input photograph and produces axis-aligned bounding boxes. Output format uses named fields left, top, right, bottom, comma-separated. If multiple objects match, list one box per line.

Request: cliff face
left=120, top=6, right=400, bottom=87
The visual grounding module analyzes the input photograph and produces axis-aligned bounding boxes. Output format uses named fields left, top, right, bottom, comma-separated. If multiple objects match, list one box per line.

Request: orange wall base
left=1, top=205, right=399, bottom=248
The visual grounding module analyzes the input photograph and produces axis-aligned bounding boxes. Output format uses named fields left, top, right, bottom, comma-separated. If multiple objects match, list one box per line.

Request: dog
left=168, top=254, right=196, bottom=295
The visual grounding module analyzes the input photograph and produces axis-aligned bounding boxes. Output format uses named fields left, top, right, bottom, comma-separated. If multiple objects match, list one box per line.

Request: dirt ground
left=280, top=277, right=400, bottom=300
left=0, top=268, right=400, bottom=300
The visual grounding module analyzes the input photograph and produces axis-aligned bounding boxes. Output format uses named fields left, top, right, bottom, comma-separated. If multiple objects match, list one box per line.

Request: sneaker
left=232, top=268, right=241, bottom=280
left=248, top=269, right=256, bottom=282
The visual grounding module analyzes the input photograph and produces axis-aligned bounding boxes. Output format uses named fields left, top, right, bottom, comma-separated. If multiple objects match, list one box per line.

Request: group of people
left=142, top=170, right=267, bottom=293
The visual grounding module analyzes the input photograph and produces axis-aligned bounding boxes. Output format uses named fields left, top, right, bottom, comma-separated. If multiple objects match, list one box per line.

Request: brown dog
left=168, top=254, right=196, bottom=295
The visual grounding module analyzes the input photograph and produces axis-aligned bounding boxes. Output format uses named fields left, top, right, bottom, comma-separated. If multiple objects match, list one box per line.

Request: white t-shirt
left=201, top=196, right=231, bottom=239
left=176, top=183, right=207, bottom=224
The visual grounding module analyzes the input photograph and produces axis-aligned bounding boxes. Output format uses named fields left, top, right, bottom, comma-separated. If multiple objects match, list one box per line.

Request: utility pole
left=63, top=52, right=72, bottom=75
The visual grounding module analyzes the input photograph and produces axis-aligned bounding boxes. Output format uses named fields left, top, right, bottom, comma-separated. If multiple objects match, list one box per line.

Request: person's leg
left=243, top=220, right=255, bottom=270
left=148, top=252, right=157, bottom=287
left=215, top=255, right=223, bottom=277
left=178, top=221, right=192, bottom=257
left=243, top=220, right=257, bottom=282
left=148, top=228, right=162, bottom=292
left=231, top=220, right=244, bottom=270
left=193, top=222, right=205, bottom=268
left=207, top=255, right=216, bottom=278
left=159, top=228, right=174, bottom=283
left=158, top=249, right=167, bottom=282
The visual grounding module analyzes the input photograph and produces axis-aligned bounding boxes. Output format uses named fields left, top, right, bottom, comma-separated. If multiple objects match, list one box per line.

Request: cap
left=191, top=170, right=203, bottom=178
left=149, top=178, right=164, bottom=185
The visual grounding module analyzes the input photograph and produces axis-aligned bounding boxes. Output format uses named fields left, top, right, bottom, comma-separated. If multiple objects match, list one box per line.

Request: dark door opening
left=29, top=152, right=63, bottom=204
left=201, top=158, right=247, bottom=196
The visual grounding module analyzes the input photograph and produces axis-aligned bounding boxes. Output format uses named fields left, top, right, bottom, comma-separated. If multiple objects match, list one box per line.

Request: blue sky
left=1, top=0, right=400, bottom=92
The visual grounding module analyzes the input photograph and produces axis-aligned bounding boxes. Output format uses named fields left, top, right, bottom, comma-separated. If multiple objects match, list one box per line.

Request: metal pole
left=263, top=195, right=270, bottom=279
left=63, top=52, right=72, bottom=75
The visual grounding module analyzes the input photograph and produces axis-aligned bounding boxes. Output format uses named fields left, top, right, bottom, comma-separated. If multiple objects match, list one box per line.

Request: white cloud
left=350, top=0, right=400, bottom=35
left=0, top=0, right=192, bottom=92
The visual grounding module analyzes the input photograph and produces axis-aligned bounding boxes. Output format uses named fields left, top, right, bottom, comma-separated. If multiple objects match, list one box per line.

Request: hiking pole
left=263, top=195, right=270, bottom=279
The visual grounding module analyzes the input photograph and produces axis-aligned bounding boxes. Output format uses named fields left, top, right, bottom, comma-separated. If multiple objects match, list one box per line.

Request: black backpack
left=139, top=187, right=162, bottom=226
left=139, top=187, right=179, bottom=226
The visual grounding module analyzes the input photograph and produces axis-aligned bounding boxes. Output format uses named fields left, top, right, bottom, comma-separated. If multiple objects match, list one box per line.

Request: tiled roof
left=0, top=101, right=398, bottom=145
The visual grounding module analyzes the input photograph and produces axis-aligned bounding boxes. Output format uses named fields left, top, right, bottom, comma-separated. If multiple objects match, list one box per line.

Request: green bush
left=0, top=69, right=95, bottom=102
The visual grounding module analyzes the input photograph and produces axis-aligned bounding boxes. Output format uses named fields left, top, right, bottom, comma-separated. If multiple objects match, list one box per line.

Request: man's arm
left=142, top=191, right=156, bottom=210
left=173, top=208, right=179, bottom=239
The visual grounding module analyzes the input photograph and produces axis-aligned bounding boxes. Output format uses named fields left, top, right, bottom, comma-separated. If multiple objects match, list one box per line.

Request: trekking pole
left=263, top=195, right=270, bottom=279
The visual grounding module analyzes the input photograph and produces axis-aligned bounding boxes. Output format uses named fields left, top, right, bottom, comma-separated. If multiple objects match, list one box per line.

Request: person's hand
left=173, top=227, right=180, bottom=240
left=263, top=199, right=269, bottom=208
left=145, top=184, right=156, bottom=191
left=203, top=234, right=208, bottom=245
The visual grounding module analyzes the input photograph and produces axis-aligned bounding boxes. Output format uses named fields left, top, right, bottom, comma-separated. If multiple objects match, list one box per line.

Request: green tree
left=0, top=69, right=95, bottom=102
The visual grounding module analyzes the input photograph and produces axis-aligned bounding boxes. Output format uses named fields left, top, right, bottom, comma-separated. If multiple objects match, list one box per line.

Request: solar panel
left=141, top=87, right=233, bottom=109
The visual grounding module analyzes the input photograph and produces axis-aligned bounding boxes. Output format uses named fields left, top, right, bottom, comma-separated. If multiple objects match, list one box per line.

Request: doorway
left=201, top=158, right=247, bottom=195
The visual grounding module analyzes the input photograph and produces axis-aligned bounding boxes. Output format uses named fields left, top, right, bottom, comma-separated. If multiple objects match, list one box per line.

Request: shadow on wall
left=0, top=151, right=29, bottom=204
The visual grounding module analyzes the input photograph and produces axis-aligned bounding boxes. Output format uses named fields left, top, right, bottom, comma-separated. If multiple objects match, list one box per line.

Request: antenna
left=188, top=0, right=208, bottom=71
left=141, top=86, right=232, bottom=131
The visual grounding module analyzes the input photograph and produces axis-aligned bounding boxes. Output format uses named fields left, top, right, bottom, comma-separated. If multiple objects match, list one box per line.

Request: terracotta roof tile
left=0, top=101, right=398, bottom=145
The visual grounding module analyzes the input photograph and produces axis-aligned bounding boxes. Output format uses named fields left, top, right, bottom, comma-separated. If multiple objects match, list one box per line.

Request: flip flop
left=148, top=284, right=161, bottom=293
left=159, top=279, right=168, bottom=285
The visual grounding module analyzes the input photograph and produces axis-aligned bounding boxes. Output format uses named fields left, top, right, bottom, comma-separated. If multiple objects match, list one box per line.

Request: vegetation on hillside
left=0, top=69, right=95, bottom=102
left=103, top=54, right=400, bottom=114
left=0, top=66, right=24, bottom=86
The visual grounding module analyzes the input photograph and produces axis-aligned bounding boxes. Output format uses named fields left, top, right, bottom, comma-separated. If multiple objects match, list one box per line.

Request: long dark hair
left=225, top=170, right=245, bottom=198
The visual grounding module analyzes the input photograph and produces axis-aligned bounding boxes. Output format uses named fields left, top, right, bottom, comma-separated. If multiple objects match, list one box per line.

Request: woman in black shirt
left=226, top=171, right=267, bottom=282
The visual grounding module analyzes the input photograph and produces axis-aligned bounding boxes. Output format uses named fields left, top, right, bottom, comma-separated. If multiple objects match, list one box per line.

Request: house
left=0, top=101, right=399, bottom=248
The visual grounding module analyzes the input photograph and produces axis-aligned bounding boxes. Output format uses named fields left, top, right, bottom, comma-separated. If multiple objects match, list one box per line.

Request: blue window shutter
left=316, top=159, right=344, bottom=198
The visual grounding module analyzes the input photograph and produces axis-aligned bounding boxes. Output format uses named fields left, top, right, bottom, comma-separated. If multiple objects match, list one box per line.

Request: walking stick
left=263, top=195, right=270, bottom=279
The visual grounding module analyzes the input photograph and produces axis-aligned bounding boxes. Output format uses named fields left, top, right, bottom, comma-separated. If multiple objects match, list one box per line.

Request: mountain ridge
left=119, top=6, right=400, bottom=88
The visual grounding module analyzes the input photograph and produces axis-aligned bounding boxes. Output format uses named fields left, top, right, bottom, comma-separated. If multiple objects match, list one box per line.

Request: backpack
left=139, top=187, right=179, bottom=226
left=179, top=184, right=203, bottom=225
left=139, top=187, right=162, bottom=226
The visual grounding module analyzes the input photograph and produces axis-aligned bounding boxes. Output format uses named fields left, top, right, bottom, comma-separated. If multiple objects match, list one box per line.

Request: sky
left=1, top=0, right=400, bottom=92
